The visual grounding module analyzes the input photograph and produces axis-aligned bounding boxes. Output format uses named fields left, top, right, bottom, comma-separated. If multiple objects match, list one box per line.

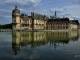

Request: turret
left=12, top=6, right=20, bottom=16
left=12, top=6, right=21, bottom=30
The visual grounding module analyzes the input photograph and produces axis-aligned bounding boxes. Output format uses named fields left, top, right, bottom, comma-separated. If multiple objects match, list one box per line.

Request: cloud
left=0, top=0, right=41, bottom=8
left=49, top=4, right=80, bottom=20
left=71, top=16, right=80, bottom=20
left=0, top=0, right=41, bottom=24
left=0, top=8, right=12, bottom=24
left=64, top=14, right=71, bottom=16
left=72, top=0, right=80, bottom=5
left=0, top=0, right=80, bottom=24
left=63, top=4, right=80, bottom=20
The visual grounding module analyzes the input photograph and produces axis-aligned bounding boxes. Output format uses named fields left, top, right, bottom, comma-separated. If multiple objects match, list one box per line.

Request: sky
left=0, top=0, right=80, bottom=24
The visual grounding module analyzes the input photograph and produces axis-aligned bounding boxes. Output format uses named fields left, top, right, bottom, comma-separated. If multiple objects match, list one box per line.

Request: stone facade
left=31, top=12, right=48, bottom=30
left=12, top=6, right=21, bottom=30
left=20, top=13, right=32, bottom=30
left=12, top=6, right=48, bottom=30
left=70, top=20, right=79, bottom=30
left=12, top=6, right=79, bottom=30
left=46, top=18, right=70, bottom=30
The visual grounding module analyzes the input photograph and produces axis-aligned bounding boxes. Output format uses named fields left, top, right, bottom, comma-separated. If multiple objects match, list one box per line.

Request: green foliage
left=0, top=23, right=12, bottom=29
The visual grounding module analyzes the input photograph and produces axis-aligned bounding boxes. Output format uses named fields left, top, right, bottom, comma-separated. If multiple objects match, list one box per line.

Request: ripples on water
left=0, top=31, right=80, bottom=60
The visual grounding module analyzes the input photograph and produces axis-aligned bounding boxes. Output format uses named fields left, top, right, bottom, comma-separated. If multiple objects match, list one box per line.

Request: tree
left=0, top=23, right=12, bottom=29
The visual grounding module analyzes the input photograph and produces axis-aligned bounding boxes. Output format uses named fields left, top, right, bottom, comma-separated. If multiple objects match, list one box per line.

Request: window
left=66, top=26, right=68, bottom=29
left=30, top=20, right=32, bottom=23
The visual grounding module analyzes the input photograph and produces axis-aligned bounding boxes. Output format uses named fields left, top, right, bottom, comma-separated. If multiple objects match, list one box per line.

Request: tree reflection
left=12, top=31, right=79, bottom=55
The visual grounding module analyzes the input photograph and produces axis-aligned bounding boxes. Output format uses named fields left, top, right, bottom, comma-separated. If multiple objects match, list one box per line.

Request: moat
left=0, top=31, right=80, bottom=60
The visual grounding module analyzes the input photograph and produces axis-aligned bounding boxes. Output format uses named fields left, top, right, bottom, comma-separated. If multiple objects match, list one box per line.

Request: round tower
left=12, top=6, right=21, bottom=30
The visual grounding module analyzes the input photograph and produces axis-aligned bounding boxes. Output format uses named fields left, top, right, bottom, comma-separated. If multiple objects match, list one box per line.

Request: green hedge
left=0, top=23, right=12, bottom=29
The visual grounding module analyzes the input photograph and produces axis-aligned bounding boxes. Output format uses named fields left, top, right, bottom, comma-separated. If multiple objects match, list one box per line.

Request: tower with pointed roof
left=55, top=10, right=56, bottom=17
left=54, top=10, right=57, bottom=19
left=12, top=6, right=21, bottom=30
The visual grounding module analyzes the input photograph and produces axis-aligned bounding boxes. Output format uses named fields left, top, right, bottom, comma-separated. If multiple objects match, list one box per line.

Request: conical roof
left=12, top=6, right=20, bottom=13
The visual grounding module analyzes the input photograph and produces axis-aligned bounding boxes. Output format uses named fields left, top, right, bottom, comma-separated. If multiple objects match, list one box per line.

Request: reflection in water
left=12, top=31, right=79, bottom=55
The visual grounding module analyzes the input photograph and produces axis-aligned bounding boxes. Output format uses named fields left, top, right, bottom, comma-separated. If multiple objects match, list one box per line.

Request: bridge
left=0, top=29, right=12, bottom=32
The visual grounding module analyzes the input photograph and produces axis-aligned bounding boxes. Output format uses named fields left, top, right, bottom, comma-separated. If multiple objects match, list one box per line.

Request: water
left=0, top=31, right=80, bottom=60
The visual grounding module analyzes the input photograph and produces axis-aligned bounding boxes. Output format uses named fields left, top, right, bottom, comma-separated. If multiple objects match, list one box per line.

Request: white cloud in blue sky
left=0, top=0, right=80, bottom=24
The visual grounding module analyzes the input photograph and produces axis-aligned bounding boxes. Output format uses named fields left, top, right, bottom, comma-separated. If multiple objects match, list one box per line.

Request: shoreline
left=0, top=29, right=79, bottom=32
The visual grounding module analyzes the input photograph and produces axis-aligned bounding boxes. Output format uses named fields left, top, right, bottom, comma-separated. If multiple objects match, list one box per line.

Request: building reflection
left=12, top=31, right=79, bottom=55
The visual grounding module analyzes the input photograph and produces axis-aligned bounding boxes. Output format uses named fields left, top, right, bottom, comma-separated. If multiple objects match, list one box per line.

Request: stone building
left=12, top=6, right=79, bottom=30
left=46, top=11, right=79, bottom=30
left=31, top=12, right=48, bottom=30
left=12, top=6, right=48, bottom=30
left=70, top=19, right=79, bottom=30
left=47, top=18, right=70, bottom=30
left=12, top=6, right=21, bottom=30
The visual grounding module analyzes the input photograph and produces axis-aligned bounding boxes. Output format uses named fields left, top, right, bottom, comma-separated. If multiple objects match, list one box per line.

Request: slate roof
left=31, top=12, right=49, bottom=20
left=47, top=18, right=70, bottom=22
left=12, top=6, right=20, bottom=13
left=21, top=13, right=28, bottom=17
left=28, top=16, right=32, bottom=18
left=70, top=20, right=79, bottom=25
